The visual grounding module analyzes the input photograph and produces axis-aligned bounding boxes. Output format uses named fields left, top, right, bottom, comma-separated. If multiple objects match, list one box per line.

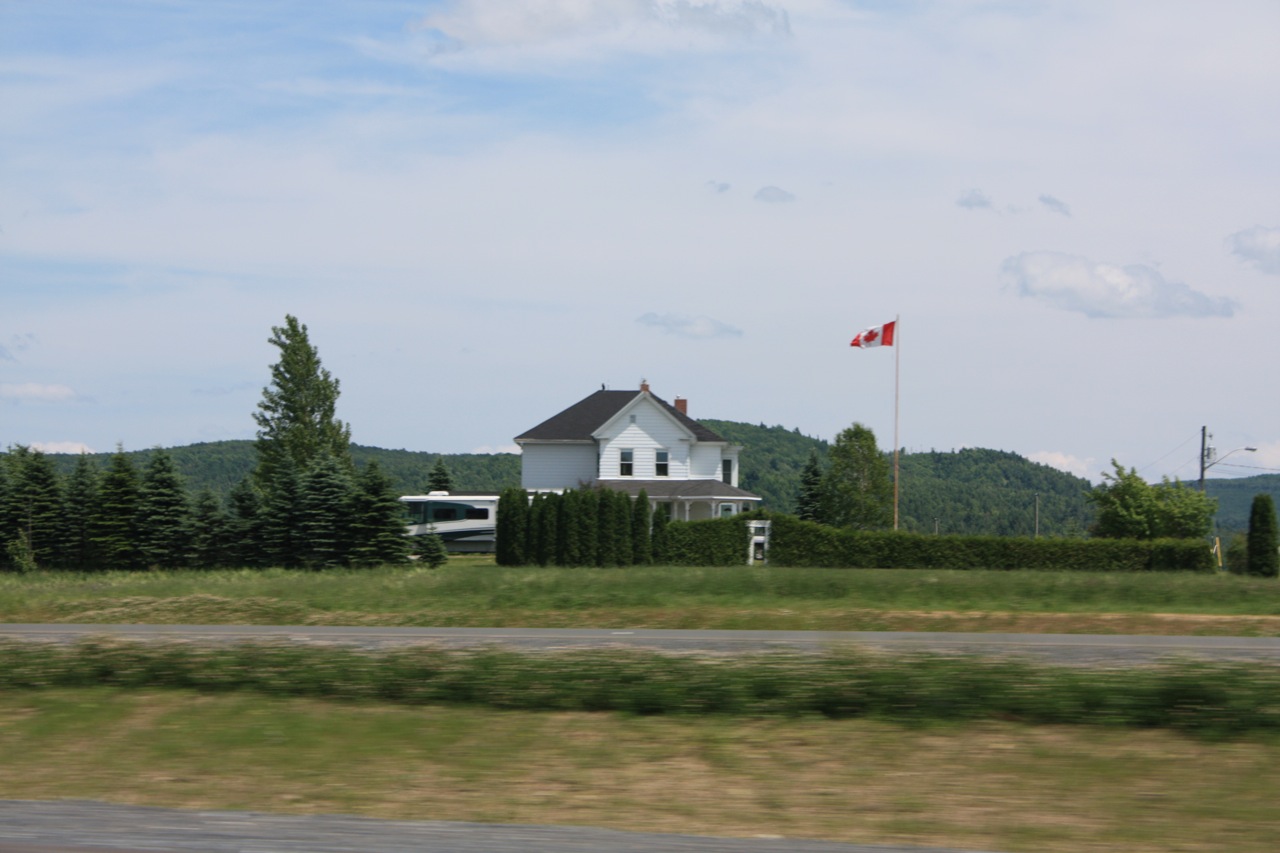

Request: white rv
left=400, top=491, right=499, bottom=553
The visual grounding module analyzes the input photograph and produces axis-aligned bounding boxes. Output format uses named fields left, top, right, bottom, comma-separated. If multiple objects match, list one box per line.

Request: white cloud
left=1028, top=450, right=1096, bottom=481
left=1038, top=194, right=1070, bottom=216
left=30, top=441, right=95, bottom=455
left=637, top=312, right=743, bottom=338
left=753, top=185, right=794, bottom=204
left=956, top=188, right=993, bottom=210
left=1226, top=225, right=1280, bottom=275
left=0, top=383, right=79, bottom=402
left=1002, top=251, right=1238, bottom=319
left=472, top=443, right=521, bottom=455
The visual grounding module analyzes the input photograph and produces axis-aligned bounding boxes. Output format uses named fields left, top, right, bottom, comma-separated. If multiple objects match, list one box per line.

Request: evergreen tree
left=426, top=457, right=455, bottom=492
left=297, top=455, right=354, bottom=568
left=137, top=448, right=192, bottom=570
left=253, top=314, right=352, bottom=491
left=595, top=489, right=618, bottom=567
left=190, top=489, right=233, bottom=569
left=820, top=423, right=893, bottom=530
left=555, top=489, right=581, bottom=566
left=92, top=446, right=143, bottom=571
left=259, top=455, right=303, bottom=568
left=227, top=478, right=266, bottom=567
left=797, top=450, right=824, bottom=522
left=6, top=447, right=66, bottom=570
left=414, top=529, right=448, bottom=568
left=572, top=488, right=597, bottom=568
left=612, top=491, right=633, bottom=566
left=535, top=492, right=559, bottom=566
left=1246, top=493, right=1279, bottom=578
left=631, top=489, right=652, bottom=565
left=495, top=487, right=528, bottom=566
left=0, top=455, right=13, bottom=570
left=349, top=460, right=411, bottom=567
left=650, top=503, right=670, bottom=564
left=63, top=454, right=100, bottom=572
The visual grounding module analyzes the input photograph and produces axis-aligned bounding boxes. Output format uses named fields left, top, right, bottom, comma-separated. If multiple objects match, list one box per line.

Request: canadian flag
left=850, top=320, right=896, bottom=348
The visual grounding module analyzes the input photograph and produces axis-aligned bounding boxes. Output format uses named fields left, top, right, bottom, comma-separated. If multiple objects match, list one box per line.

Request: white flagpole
left=893, top=314, right=900, bottom=530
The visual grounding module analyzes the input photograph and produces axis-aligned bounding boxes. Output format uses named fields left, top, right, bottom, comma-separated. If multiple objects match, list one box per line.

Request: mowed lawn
left=1, top=559, right=1279, bottom=634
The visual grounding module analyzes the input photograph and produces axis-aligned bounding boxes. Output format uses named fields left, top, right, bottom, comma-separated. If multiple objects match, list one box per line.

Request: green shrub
left=662, top=517, right=749, bottom=566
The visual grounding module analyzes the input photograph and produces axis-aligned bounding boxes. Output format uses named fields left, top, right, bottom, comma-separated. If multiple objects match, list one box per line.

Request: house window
left=655, top=450, right=669, bottom=477
left=620, top=449, right=634, bottom=476
left=719, top=503, right=736, bottom=518
left=722, top=459, right=732, bottom=484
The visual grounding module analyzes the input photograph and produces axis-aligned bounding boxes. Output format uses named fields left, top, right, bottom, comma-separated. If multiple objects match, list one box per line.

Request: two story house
left=514, top=382, right=762, bottom=521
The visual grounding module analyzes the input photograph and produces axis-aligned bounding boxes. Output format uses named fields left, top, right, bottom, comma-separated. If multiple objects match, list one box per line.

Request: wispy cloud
left=1226, top=225, right=1280, bottom=275
left=0, top=333, right=37, bottom=362
left=1038, top=194, right=1071, bottom=216
left=637, top=312, right=743, bottom=338
left=956, top=188, right=993, bottom=210
left=1002, top=251, right=1238, bottom=319
left=707, top=180, right=730, bottom=193
left=0, top=382, right=81, bottom=402
left=753, top=185, right=794, bottom=204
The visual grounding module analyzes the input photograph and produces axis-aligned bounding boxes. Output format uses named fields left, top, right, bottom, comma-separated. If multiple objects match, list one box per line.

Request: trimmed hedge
left=661, top=517, right=751, bottom=566
left=2, top=640, right=1277, bottom=735
left=764, top=514, right=1214, bottom=572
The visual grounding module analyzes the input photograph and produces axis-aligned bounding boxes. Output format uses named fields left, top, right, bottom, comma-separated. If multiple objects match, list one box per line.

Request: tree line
left=2, top=315, right=421, bottom=572
left=495, top=487, right=665, bottom=567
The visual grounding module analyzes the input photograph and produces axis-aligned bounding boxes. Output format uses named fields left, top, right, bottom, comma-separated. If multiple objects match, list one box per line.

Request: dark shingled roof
left=515, top=390, right=726, bottom=443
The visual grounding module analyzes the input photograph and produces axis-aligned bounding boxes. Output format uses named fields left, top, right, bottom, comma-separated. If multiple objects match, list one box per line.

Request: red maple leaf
left=864, top=328, right=879, bottom=343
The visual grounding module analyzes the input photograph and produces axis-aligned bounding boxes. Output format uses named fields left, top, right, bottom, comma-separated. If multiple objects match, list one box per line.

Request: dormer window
left=655, top=449, right=669, bottom=477
left=620, top=449, right=634, bottom=477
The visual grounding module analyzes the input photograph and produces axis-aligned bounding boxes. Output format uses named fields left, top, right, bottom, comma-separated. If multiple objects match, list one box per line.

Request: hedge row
left=2, top=640, right=1277, bottom=735
left=662, top=517, right=751, bottom=566
left=763, top=514, right=1215, bottom=572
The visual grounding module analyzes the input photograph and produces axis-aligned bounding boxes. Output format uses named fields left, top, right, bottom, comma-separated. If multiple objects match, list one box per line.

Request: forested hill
left=37, top=425, right=1277, bottom=536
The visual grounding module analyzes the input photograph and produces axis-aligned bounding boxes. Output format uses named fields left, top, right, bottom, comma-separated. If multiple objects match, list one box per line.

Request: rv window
left=432, top=507, right=460, bottom=522
left=465, top=508, right=490, bottom=520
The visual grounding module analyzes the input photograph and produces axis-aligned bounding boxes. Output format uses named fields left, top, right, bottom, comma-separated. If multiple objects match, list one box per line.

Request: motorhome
left=399, top=491, right=499, bottom=553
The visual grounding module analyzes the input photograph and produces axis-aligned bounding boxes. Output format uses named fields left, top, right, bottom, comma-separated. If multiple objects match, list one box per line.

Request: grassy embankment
left=2, top=558, right=1278, bottom=634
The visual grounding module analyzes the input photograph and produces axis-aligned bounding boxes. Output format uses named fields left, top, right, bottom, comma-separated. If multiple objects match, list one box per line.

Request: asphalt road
left=0, top=801, right=995, bottom=853
left=2, top=623, right=1278, bottom=665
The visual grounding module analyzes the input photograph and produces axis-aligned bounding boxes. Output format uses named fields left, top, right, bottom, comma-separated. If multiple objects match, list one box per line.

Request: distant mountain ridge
left=36, top=423, right=1278, bottom=536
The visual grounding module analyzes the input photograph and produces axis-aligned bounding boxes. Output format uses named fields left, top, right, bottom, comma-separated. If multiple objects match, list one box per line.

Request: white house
left=514, top=382, right=762, bottom=521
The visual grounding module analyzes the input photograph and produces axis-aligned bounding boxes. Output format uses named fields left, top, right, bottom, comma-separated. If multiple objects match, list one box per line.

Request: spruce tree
left=297, top=455, right=354, bottom=568
left=7, top=447, right=66, bottom=570
left=414, top=529, right=448, bottom=568
left=349, top=460, right=411, bottom=567
left=63, top=454, right=100, bottom=572
left=259, top=455, right=303, bottom=568
left=190, top=489, right=233, bottom=569
left=253, top=315, right=352, bottom=492
left=426, top=457, right=455, bottom=492
left=227, top=478, right=266, bottom=567
left=137, top=448, right=192, bottom=570
left=92, top=447, right=143, bottom=571
left=1246, top=493, right=1279, bottom=578
left=797, top=449, right=824, bottom=523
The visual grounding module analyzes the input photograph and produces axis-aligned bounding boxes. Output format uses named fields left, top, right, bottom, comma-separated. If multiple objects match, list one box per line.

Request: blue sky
left=3, top=0, right=1278, bottom=484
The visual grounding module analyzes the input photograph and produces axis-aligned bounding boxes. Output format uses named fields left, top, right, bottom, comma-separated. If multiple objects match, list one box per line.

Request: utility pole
left=1199, top=426, right=1210, bottom=492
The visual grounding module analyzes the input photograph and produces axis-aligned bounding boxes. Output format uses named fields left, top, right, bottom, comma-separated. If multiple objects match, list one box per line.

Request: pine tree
left=227, top=478, right=266, bottom=568
left=93, top=447, right=143, bottom=571
left=63, top=454, right=100, bottom=572
left=190, top=489, right=233, bottom=569
left=631, top=489, right=652, bottom=565
left=253, top=315, right=352, bottom=491
left=414, top=530, right=448, bottom=568
left=137, top=448, right=192, bottom=570
left=495, top=487, right=528, bottom=566
left=7, top=447, right=66, bottom=570
left=349, top=460, right=411, bottom=567
left=426, top=457, right=455, bottom=492
left=297, top=455, right=354, bottom=568
left=797, top=450, right=824, bottom=522
left=1246, top=493, right=1279, bottom=578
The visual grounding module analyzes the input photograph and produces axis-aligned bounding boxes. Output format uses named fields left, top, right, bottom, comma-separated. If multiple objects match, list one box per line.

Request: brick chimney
left=640, top=379, right=650, bottom=393
left=674, top=396, right=687, bottom=415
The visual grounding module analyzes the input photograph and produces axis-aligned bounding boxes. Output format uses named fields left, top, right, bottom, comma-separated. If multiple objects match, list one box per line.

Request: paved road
left=1, top=624, right=1278, bottom=665
left=0, top=801, right=995, bottom=853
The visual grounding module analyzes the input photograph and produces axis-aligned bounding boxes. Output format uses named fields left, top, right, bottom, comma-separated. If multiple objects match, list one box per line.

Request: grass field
left=2, top=559, right=1278, bottom=635
left=2, top=689, right=1277, bottom=853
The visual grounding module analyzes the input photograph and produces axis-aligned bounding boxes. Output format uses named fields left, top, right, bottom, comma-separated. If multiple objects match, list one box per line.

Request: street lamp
left=1199, top=428, right=1257, bottom=491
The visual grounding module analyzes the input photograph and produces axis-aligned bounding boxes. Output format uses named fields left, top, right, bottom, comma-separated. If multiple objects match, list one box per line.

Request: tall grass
left=2, top=564, right=1279, bottom=621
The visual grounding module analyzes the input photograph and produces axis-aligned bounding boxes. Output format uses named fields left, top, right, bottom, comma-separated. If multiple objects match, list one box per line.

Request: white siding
left=596, top=399, right=694, bottom=479
left=520, top=444, right=597, bottom=489
left=689, top=443, right=726, bottom=480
